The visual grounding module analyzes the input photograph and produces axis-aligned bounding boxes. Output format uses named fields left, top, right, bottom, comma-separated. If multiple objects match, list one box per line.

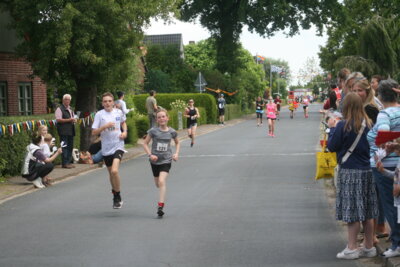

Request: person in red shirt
left=274, top=95, right=282, bottom=120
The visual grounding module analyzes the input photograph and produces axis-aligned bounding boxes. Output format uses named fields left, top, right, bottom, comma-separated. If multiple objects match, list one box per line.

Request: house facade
left=0, top=11, right=47, bottom=116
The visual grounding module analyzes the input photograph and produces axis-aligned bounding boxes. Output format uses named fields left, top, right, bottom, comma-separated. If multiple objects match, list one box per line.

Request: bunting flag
left=0, top=112, right=97, bottom=137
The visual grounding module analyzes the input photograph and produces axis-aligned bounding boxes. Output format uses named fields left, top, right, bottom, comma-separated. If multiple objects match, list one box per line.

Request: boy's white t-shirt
left=92, top=108, right=126, bottom=156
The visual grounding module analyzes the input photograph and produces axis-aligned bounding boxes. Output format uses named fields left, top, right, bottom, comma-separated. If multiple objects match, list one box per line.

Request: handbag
left=315, top=133, right=337, bottom=180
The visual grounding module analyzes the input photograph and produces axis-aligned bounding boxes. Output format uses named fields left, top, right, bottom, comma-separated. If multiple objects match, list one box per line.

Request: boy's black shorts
left=103, top=150, right=124, bottom=167
left=150, top=163, right=171, bottom=177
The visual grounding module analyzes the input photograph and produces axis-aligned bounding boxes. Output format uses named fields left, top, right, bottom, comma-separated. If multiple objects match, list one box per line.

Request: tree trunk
left=215, top=2, right=242, bottom=74
left=75, top=83, right=98, bottom=151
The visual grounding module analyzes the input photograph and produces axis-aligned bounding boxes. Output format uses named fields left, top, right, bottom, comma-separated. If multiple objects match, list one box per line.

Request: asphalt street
left=0, top=104, right=359, bottom=267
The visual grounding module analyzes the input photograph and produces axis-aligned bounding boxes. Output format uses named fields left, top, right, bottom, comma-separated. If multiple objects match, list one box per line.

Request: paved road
left=0, top=104, right=359, bottom=267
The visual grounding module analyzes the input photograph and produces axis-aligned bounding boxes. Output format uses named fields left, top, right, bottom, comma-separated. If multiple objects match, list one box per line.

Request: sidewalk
left=0, top=116, right=250, bottom=204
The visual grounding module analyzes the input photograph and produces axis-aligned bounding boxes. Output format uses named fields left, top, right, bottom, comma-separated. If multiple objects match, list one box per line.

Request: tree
left=298, top=57, right=323, bottom=85
left=180, top=0, right=340, bottom=74
left=3, top=0, right=179, bottom=149
left=145, top=44, right=197, bottom=93
left=318, top=0, right=400, bottom=78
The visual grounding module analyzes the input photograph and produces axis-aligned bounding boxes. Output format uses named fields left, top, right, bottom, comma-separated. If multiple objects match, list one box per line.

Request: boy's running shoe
left=157, top=206, right=164, bottom=217
left=113, top=194, right=123, bottom=209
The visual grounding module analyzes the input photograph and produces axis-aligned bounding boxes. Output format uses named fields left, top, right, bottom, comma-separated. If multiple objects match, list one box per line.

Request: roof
left=143, top=34, right=183, bottom=48
left=143, top=34, right=184, bottom=58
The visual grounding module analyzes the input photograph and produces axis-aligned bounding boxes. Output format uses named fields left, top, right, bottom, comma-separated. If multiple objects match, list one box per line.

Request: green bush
left=225, top=104, right=242, bottom=120
left=132, top=93, right=217, bottom=124
left=125, top=114, right=138, bottom=145
left=135, top=115, right=150, bottom=137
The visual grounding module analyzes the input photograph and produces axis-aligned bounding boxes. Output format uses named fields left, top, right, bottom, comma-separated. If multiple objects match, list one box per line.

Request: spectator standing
left=339, top=72, right=363, bottom=112
left=367, top=79, right=400, bottom=258
left=146, top=90, right=158, bottom=128
left=324, top=90, right=338, bottom=111
left=92, top=92, right=127, bottom=209
left=351, top=78, right=379, bottom=124
left=55, top=94, right=76, bottom=169
left=115, top=91, right=133, bottom=116
left=217, top=94, right=226, bottom=125
left=328, top=93, right=378, bottom=259
left=371, top=75, right=384, bottom=110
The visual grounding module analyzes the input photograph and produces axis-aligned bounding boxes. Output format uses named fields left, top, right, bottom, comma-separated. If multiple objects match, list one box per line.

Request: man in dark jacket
left=55, top=94, right=76, bottom=168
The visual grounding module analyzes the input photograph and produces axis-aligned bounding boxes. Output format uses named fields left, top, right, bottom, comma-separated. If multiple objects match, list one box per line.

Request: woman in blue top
left=367, top=79, right=400, bottom=258
left=328, top=93, right=378, bottom=260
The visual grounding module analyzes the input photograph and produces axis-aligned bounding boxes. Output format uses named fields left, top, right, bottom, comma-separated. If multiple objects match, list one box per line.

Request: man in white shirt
left=115, top=91, right=134, bottom=115
left=92, top=92, right=127, bottom=209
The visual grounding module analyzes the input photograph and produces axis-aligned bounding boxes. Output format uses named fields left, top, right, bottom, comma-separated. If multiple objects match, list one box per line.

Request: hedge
left=128, top=93, right=217, bottom=124
left=224, top=104, right=242, bottom=121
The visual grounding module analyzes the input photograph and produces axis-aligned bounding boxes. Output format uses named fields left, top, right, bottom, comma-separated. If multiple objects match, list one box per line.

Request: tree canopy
left=318, top=0, right=400, bottom=78
left=180, top=0, right=340, bottom=74
left=2, top=0, right=180, bottom=149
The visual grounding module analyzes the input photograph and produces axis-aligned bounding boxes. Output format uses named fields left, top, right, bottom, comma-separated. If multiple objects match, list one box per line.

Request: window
left=18, top=82, right=32, bottom=115
left=0, top=82, right=7, bottom=116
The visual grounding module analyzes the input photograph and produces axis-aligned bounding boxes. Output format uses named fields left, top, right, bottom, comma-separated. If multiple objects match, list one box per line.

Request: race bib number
left=269, top=112, right=274, bottom=115
left=257, top=106, right=261, bottom=110
left=156, top=142, right=168, bottom=152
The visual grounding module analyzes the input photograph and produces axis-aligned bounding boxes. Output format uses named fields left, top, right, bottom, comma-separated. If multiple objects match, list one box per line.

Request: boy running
left=92, top=92, right=127, bottom=209
left=143, top=110, right=180, bottom=217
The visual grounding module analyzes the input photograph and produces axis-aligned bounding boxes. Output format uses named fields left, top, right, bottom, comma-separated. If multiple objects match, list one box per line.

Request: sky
left=145, top=19, right=328, bottom=86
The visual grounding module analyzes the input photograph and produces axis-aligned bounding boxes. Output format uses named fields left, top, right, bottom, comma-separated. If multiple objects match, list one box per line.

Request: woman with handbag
left=328, top=92, right=378, bottom=259
left=22, top=133, right=62, bottom=188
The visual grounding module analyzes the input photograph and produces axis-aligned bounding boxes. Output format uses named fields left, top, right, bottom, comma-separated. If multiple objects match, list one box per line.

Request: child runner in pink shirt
left=266, top=97, right=277, bottom=137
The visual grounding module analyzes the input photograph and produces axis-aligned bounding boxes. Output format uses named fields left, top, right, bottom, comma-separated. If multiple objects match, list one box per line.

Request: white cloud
left=144, top=19, right=327, bottom=85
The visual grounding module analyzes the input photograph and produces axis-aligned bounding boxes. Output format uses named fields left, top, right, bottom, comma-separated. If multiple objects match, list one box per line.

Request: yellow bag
left=315, top=134, right=337, bottom=180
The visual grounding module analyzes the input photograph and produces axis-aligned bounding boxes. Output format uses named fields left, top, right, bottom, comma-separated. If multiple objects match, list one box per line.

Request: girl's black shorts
left=151, top=163, right=171, bottom=177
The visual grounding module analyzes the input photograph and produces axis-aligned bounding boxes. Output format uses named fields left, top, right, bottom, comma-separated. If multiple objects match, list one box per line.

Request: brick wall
left=0, top=52, right=47, bottom=116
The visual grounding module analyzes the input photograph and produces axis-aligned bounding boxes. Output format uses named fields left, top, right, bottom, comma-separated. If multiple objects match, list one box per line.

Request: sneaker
left=113, top=194, right=123, bottom=209
left=382, top=247, right=400, bottom=258
left=336, top=246, right=360, bottom=259
left=359, top=246, right=377, bottom=258
left=190, top=142, right=194, bottom=147
left=272, top=134, right=275, bottom=137
left=32, top=178, right=45, bottom=188
left=157, top=206, right=164, bottom=217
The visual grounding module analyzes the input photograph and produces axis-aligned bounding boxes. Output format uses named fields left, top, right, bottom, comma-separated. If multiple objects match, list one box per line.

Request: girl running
left=288, top=99, right=295, bottom=119
left=143, top=110, right=180, bottom=217
left=266, top=97, right=278, bottom=137
left=184, top=99, right=200, bottom=147
left=302, top=96, right=310, bottom=118
left=255, top=96, right=264, bottom=126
